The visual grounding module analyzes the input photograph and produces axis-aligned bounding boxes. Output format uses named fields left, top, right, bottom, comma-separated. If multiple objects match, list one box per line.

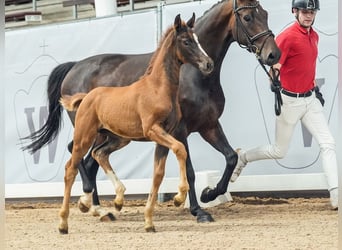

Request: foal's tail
left=21, top=61, right=76, bottom=154
left=60, top=93, right=87, bottom=112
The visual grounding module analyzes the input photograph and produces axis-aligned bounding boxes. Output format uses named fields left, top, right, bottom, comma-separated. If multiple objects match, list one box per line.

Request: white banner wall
left=5, top=0, right=339, bottom=198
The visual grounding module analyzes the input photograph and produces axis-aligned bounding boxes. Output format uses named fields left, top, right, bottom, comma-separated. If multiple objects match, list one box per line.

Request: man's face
left=293, top=8, right=317, bottom=28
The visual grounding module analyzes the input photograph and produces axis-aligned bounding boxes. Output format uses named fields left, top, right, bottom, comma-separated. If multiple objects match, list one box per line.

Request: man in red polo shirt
left=231, top=0, right=338, bottom=210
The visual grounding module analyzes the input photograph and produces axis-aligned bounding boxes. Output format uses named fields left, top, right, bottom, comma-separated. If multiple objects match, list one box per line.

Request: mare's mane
left=196, top=0, right=225, bottom=24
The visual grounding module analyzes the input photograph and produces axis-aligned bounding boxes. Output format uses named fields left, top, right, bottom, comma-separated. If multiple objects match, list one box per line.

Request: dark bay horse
left=58, top=13, right=213, bottom=234
left=22, top=0, right=281, bottom=223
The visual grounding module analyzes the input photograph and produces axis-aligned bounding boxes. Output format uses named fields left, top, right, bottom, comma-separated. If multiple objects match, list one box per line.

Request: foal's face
left=174, top=14, right=214, bottom=75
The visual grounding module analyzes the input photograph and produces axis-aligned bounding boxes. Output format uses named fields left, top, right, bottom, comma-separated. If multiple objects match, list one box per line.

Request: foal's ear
left=174, top=14, right=182, bottom=32
left=186, top=13, right=195, bottom=29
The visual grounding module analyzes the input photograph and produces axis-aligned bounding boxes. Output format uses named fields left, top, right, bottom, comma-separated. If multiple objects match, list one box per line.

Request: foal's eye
left=243, top=15, right=252, bottom=22
left=183, top=39, right=190, bottom=46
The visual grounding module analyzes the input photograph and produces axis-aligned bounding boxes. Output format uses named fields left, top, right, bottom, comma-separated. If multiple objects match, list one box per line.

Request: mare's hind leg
left=144, top=145, right=168, bottom=232
left=91, top=134, right=130, bottom=211
left=199, top=123, right=238, bottom=203
left=74, top=134, right=115, bottom=221
left=83, top=152, right=116, bottom=221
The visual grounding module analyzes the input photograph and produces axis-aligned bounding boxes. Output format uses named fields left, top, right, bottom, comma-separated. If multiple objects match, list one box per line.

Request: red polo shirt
left=276, top=21, right=318, bottom=93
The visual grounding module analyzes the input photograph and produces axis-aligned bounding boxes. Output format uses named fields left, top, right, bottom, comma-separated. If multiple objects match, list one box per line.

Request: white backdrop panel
left=5, top=0, right=339, bottom=197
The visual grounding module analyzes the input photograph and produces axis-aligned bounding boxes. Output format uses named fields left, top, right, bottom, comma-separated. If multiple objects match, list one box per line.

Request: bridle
left=233, top=0, right=274, bottom=59
left=233, top=0, right=283, bottom=116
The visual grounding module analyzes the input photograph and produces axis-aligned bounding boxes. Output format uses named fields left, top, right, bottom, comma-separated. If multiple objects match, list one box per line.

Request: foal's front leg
left=144, top=145, right=168, bottom=232
left=147, top=125, right=189, bottom=206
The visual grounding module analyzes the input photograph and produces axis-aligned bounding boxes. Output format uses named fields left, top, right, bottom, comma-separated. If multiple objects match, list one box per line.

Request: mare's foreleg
left=144, top=145, right=168, bottom=232
left=199, top=123, right=238, bottom=203
left=172, top=124, right=214, bottom=222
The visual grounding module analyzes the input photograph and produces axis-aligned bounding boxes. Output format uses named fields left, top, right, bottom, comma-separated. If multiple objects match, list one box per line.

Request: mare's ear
left=174, top=14, right=182, bottom=32
left=186, top=13, right=195, bottom=28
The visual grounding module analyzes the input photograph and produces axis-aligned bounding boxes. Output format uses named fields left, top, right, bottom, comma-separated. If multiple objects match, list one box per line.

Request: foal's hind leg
left=58, top=158, right=79, bottom=234
left=59, top=121, right=99, bottom=234
left=92, top=135, right=130, bottom=211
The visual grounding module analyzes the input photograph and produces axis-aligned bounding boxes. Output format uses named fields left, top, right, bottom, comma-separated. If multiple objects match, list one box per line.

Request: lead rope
left=258, top=59, right=283, bottom=116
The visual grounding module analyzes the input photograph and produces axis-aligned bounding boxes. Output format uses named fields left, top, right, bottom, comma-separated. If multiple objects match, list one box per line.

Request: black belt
left=280, top=88, right=314, bottom=98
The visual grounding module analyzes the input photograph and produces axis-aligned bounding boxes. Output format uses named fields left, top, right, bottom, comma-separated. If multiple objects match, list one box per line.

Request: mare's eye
left=243, top=15, right=251, bottom=22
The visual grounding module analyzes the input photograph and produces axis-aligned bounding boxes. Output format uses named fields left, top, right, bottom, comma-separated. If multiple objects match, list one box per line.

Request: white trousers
left=243, top=92, right=338, bottom=191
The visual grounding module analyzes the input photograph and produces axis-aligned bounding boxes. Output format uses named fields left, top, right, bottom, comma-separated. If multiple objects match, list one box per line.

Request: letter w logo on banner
left=24, top=106, right=58, bottom=164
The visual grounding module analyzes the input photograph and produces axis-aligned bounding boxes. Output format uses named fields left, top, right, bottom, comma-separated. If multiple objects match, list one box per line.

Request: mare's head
left=232, top=0, right=281, bottom=66
left=172, top=14, right=214, bottom=75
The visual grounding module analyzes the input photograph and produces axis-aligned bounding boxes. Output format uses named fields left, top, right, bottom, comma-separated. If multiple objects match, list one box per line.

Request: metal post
left=129, top=0, right=134, bottom=11
left=32, top=0, right=37, bottom=11
left=73, top=5, right=78, bottom=19
left=0, top=3, right=5, bottom=250
left=156, top=2, right=163, bottom=44
left=338, top=0, right=342, bottom=248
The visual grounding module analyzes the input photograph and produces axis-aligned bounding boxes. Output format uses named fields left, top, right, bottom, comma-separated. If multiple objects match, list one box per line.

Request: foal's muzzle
left=200, top=58, right=214, bottom=75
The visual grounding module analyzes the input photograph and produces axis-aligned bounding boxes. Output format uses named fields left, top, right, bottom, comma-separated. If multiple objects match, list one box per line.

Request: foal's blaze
left=58, top=14, right=213, bottom=234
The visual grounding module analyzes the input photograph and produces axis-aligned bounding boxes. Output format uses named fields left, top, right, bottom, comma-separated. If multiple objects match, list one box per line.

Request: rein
left=258, top=60, right=283, bottom=116
left=233, top=0, right=274, bottom=58
left=233, top=0, right=282, bottom=116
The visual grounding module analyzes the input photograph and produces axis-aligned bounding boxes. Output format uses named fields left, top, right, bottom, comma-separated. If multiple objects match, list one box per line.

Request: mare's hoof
left=145, top=226, right=156, bottom=233
left=200, top=186, right=214, bottom=203
left=114, top=203, right=123, bottom=211
left=100, top=213, right=116, bottom=222
left=78, top=199, right=90, bottom=213
left=197, top=213, right=214, bottom=223
left=58, top=228, right=68, bottom=234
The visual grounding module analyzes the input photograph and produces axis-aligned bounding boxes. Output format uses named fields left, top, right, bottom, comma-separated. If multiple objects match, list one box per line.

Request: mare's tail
left=21, top=61, right=76, bottom=154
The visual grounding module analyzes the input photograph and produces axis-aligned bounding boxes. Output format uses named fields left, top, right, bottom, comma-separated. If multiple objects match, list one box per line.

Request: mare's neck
left=194, top=1, right=235, bottom=64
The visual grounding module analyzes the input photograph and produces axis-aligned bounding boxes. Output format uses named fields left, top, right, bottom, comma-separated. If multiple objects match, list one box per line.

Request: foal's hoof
left=145, top=226, right=156, bottom=233
left=173, top=194, right=185, bottom=207
left=114, top=202, right=123, bottom=211
left=58, top=228, right=68, bottom=234
left=100, top=213, right=116, bottom=222
left=174, top=198, right=182, bottom=207
left=78, top=199, right=90, bottom=213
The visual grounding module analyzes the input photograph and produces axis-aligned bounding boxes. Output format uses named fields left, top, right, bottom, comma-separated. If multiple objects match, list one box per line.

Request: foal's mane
left=143, top=23, right=180, bottom=76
